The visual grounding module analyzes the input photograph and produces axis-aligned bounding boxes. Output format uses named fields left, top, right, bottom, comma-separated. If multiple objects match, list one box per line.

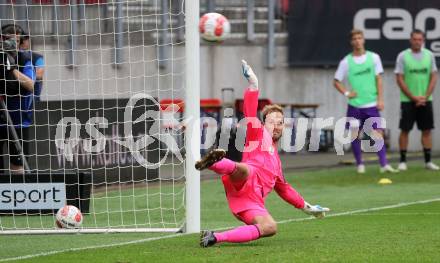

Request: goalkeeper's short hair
left=262, top=104, right=284, bottom=123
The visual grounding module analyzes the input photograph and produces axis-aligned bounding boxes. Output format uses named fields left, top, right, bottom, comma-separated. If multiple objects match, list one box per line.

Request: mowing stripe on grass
left=2, top=197, right=440, bottom=262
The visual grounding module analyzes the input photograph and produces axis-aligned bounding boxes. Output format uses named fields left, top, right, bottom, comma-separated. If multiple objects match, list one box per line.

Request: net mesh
left=0, top=0, right=187, bottom=232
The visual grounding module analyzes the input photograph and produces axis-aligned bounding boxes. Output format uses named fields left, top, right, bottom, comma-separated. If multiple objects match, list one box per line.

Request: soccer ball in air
left=55, top=205, right=83, bottom=228
left=199, top=13, right=231, bottom=42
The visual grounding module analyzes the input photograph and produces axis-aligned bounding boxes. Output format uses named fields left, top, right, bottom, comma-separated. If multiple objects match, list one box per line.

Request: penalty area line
left=277, top=197, right=440, bottom=224
left=2, top=197, right=440, bottom=262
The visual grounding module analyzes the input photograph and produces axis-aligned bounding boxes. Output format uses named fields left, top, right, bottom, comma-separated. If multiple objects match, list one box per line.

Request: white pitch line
left=335, top=212, right=440, bottom=216
left=2, top=197, right=440, bottom=262
left=277, top=197, right=440, bottom=224
left=0, top=233, right=182, bottom=262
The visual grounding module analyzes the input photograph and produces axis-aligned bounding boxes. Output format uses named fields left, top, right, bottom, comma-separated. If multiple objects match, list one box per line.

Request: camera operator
left=0, top=24, right=35, bottom=174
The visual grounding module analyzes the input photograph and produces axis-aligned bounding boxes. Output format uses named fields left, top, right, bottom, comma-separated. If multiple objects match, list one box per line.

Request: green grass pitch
left=1, top=159, right=440, bottom=262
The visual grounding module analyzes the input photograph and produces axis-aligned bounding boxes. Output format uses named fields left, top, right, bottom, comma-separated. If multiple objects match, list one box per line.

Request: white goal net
left=0, top=0, right=200, bottom=234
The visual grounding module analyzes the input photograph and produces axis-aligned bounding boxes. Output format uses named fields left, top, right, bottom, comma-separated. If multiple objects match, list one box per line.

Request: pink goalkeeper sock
left=214, top=225, right=261, bottom=243
left=209, top=158, right=237, bottom=175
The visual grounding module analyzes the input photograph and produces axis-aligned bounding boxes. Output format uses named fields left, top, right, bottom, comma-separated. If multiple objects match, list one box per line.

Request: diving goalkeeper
left=196, top=60, right=330, bottom=248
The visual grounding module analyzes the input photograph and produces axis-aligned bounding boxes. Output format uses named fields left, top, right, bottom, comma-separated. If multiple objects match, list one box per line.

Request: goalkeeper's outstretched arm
left=241, top=60, right=258, bottom=91
left=274, top=177, right=330, bottom=218
left=241, top=59, right=263, bottom=145
left=241, top=59, right=260, bottom=119
left=274, top=177, right=305, bottom=209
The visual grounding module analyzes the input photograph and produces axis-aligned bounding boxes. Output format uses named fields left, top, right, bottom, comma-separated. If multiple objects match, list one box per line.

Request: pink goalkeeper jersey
left=240, top=88, right=304, bottom=208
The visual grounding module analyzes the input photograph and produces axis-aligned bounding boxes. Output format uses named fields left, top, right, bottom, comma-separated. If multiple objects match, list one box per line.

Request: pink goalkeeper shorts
left=234, top=209, right=269, bottom=225
left=222, top=164, right=269, bottom=224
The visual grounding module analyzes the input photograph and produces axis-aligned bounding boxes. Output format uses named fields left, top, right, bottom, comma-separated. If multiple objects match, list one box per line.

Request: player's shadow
left=211, top=242, right=265, bottom=248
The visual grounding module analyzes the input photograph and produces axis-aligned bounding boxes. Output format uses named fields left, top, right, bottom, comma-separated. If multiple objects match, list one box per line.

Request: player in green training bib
left=394, top=29, right=439, bottom=171
left=334, top=29, right=397, bottom=174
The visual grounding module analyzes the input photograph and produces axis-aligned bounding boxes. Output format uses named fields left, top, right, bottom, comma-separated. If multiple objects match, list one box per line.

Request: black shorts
left=399, top=101, right=434, bottom=131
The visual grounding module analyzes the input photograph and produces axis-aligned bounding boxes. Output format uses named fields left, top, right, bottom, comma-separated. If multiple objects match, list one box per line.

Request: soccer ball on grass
left=55, top=205, right=83, bottom=229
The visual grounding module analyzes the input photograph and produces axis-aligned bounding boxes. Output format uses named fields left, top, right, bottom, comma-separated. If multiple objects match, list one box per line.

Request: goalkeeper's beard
left=272, top=131, right=282, bottom=142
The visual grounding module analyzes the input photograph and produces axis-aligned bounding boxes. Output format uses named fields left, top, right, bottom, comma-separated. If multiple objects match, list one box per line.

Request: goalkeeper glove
left=241, top=59, right=258, bottom=89
left=302, top=202, right=330, bottom=219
